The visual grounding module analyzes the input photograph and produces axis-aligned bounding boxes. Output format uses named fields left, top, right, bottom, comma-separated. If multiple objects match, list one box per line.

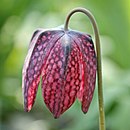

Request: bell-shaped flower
left=22, top=26, right=97, bottom=118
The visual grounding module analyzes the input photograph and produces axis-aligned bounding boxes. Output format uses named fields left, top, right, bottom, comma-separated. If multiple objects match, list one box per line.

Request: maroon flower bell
left=22, top=9, right=97, bottom=118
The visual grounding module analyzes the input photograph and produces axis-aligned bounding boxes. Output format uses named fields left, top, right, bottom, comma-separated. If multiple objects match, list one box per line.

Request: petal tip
left=53, top=112, right=61, bottom=119
left=53, top=115, right=59, bottom=119
left=24, top=104, right=32, bottom=112
left=82, top=110, right=88, bottom=114
left=24, top=107, right=29, bottom=112
left=82, top=106, right=89, bottom=114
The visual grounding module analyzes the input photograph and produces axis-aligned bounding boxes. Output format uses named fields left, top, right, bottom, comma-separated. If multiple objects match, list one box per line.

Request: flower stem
left=64, top=7, right=106, bottom=130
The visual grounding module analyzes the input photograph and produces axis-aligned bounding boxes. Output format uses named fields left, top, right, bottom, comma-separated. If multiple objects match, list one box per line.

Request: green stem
left=64, top=7, right=106, bottom=130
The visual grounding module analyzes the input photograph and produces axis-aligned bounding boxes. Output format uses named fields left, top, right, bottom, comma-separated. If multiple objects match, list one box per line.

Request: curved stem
left=64, top=8, right=106, bottom=130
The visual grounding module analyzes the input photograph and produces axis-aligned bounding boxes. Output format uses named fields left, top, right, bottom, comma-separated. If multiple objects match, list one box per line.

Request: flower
left=22, top=26, right=97, bottom=118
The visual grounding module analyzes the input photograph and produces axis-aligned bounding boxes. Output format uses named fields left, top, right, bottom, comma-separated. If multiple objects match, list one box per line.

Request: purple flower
left=22, top=27, right=97, bottom=118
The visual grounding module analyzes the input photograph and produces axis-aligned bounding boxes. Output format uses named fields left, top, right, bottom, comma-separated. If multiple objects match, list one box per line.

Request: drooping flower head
left=22, top=26, right=96, bottom=118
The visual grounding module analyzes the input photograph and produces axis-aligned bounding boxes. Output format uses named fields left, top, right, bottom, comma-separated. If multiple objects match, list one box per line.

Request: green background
left=0, top=0, right=130, bottom=130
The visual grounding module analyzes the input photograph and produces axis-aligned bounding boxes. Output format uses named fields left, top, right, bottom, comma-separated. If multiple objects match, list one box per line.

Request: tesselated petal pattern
left=22, top=29, right=64, bottom=112
left=69, top=31, right=96, bottom=113
left=41, top=34, right=81, bottom=118
left=22, top=27, right=97, bottom=118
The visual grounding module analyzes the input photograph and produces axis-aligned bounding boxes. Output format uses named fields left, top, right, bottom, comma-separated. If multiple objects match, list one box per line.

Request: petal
left=69, top=31, right=97, bottom=113
left=42, top=34, right=81, bottom=118
left=22, top=29, right=64, bottom=112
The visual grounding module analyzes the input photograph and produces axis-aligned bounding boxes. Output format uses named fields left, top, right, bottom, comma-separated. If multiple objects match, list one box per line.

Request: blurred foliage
left=0, top=0, right=130, bottom=130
